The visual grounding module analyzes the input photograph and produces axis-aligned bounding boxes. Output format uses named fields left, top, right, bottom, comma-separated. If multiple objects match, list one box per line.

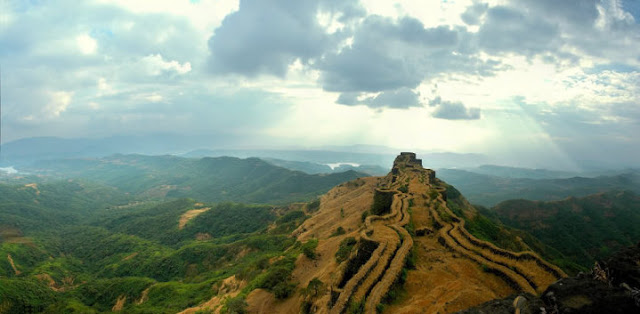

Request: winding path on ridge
left=331, top=172, right=414, bottom=314
left=330, top=153, right=565, bottom=313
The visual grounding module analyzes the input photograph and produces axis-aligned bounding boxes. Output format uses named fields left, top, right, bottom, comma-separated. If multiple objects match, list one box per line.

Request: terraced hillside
left=248, top=153, right=566, bottom=313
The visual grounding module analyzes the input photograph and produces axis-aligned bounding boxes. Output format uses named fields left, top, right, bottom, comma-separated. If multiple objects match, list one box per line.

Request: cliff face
left=245, top=153, right=566, bottom=314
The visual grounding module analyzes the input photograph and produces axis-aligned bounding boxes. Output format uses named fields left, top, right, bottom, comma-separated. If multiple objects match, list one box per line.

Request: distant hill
left=26, top=155, right=367, bottom=204
left=262, top=158, right=389, bottom=176
left=184, top=149, right=493, bottom=169
left=466, top=165, right=580, bottom=179
left=490, top=191, right=640, bottom=269
left=0, top=135, right=229, bottom=166
left=437, top=168, right=640, bottom=206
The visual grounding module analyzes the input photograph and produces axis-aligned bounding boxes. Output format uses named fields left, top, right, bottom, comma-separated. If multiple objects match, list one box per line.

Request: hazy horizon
left=2, top=0, right=640, bottom=171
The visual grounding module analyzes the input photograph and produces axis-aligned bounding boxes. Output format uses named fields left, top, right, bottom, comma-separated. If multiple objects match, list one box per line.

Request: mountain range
left=1, top=152, right=639, bottom=313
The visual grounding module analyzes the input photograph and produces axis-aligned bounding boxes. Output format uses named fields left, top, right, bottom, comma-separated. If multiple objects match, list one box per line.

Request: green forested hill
left=491, top=191, right=640, bottom=268
left=29, top=155, right=366, bottom=204
left=0, top=181, right=313, bottom=313
left=437, top=168, right=640, bottom=206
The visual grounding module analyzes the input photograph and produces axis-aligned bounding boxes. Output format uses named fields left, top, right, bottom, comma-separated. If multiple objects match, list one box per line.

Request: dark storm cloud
left=207, top=0, right=329, bottom=77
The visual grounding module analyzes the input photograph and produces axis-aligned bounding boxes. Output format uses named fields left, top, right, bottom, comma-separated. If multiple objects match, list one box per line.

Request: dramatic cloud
left=207, top=0, right=328, bottom=77
left=429, top=96, right=480, bottom=120
left=476, top=6, right=560, bottom=56
left=318, top=16, right=460, bottom=92
left=2, top=0, right=639, bottom=168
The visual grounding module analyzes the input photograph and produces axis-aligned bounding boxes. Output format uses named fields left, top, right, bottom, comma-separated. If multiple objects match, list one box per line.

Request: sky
left=1, top=0, right=639, bottom=169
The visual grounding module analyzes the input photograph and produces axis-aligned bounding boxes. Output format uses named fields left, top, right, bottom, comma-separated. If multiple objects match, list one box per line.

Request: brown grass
left=122, top=252, right=138, bottom=261
left=242, top=159, right=567, bottom=314
left=7, top=254, right=20, bottom=275
left=136, top=287, right=151, bottom=305
left=112, top=295, right=126, bottom=312
left=178, top=207, right=211, bottom=230
left=24, top=183, right=40, bottom=195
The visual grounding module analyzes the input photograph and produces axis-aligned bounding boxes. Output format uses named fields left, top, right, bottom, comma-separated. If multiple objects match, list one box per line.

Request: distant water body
left=326, top=162, right=360, bottom=170
left=0, top=166, right=18, bottom=174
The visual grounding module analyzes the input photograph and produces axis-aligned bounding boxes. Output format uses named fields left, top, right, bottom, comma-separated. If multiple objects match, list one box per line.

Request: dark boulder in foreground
left=458, top=242, right=640, bottom=313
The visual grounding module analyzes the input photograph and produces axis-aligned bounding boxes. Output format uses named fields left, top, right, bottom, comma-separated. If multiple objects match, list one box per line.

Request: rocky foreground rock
left=458, top=242, right=640, bottom=313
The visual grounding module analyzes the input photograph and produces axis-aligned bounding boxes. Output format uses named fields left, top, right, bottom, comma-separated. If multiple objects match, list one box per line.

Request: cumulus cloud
left=429, top=96, right=480, bottom=120
left=460, top=1, right=488, bottom=25
left=76, top=34, right=98, bottom=54
left=140, top=54, right=191, bottom=76
left=476, top=5, right=560, bottom=56
left=337, top=88, right=423, bottom=109
left=2, top=0, right=640, bottom=167
left=46, top=91, right=74, bottom=117
left=316, top=14, right=505, bottom=109
left=207, top=0, right=328, bottom=77
left=318, top=16, right=460, bottom=93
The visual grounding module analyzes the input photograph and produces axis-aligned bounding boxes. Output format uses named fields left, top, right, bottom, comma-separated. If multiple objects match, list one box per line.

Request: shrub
left=273, top=282, right=296, bottom=299
left=307, top=199, right=321, bottom=212
left=361, top=210, right=370, bottom=222
left=302, top=239, right=318, bottom=259
left=330, top=227, right=346, bottom=237
left=224, top=295, right=248, bottom=314
left=335, top=237, right=357, bottom=263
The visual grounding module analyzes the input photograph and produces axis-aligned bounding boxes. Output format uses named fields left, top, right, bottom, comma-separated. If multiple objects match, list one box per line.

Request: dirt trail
left=178, top=207, right=210, bottom=229
left=136, top=287, right=151, bottom=305
left=7, top=254, right=20, bottom=275
left=24, top=183, right=40, bottom=195
left=112, top=295, right=126, bottom=312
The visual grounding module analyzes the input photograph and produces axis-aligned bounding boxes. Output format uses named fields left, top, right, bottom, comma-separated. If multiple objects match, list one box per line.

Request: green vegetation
left=492, top=191, right=640, bottom=271
left=0, top=178, right=312, bottom=313
left=302, top=239, right=319, bottom=259
left=307, top=198, right=321, bottom=212
left=330, top=226, right=346, bottom=237
left=437, top=168, right=640, bottom=206
left=442, top=182, right=582, bottom=274
left=361, top=210, right=370, bottom=222
left=371, top=190, right=395, bottom=215
left=30, top=155, right=366, bottom=205
left=223, top=295, right=248, bottom=314
left=335, top=237, right=357, bottom=263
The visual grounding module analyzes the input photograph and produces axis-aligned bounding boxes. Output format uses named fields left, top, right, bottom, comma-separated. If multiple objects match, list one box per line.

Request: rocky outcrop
left=458, top=242, right=640, bottom=314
